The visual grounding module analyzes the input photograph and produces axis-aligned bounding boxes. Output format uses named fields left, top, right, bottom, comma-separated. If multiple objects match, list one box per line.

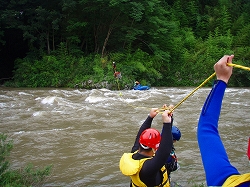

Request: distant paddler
left=133, top=81, right=150, bottom=90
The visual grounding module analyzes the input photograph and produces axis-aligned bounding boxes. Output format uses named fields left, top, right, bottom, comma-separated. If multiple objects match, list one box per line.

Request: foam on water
left=41, top=96, right=57, bottom=105
left=1, top=87, right=249, bottom=187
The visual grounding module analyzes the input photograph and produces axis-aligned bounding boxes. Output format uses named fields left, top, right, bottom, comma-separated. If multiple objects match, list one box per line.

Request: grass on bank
left=0, top=133, right=52, bottom=187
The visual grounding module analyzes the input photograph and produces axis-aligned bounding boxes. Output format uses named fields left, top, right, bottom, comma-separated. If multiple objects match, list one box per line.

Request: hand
left=162, top=104, right=167, bottom=110
left=168, top=104, right=174, bottom=110
left=214, top=55, right=234, bottom=83
left=161, top=104, right=174, bottom=110
left=162, top=110, right=172, bottom=123
left=149, top=108, right=159, bottom=118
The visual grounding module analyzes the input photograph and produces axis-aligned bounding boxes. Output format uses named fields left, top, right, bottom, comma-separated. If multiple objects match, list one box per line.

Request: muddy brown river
left=0, top=87, right=249, bottom=186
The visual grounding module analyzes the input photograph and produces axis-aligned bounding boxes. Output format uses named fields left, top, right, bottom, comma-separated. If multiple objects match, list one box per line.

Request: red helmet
left=139, top=128, right=161, bottom=150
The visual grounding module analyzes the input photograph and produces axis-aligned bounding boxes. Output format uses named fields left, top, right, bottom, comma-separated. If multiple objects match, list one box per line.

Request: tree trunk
left=52, top=29, right=55, bottom=51
left=101, top=27, right=112, bottom=58
left=47, top=31, right=50, bottom=55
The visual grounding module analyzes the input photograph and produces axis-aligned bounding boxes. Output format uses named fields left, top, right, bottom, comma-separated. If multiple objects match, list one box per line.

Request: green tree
left=3, top=0, right=250, bottom=87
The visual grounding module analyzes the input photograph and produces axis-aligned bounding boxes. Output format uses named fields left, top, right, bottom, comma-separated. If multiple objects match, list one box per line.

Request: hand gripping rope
left=117, top=62, right=250, bottom=164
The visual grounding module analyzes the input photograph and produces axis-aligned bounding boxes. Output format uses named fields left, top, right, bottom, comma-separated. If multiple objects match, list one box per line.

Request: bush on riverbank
left=2, top=1, right=250, bottom=88
left=4, top=30, right=250, bottom=88
left=5, top=48, right=163, bottom=89
left=5, top=38, right=250, bottom=89
left=0, top=133, right=52, bottom=187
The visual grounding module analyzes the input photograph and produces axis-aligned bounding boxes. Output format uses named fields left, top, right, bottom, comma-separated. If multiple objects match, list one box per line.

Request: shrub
left=0, top=133, right=52, bottom=187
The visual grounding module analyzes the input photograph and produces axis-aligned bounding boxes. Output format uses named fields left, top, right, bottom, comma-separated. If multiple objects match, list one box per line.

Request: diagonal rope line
left=227, top=63, right=250, bottom=71
left=117, top=63, right=250, bottom=113
left=167, top=72, right=216, bottom=113
left=167, top=63, right=250, bottom=113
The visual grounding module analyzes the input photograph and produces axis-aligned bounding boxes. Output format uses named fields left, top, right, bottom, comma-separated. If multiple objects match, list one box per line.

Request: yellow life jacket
left=119, top=152, right=170, bottom=187
left=222, top=173, right=250, bottom=187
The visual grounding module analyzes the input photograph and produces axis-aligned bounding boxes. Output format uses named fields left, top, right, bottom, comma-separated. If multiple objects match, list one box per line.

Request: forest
left=1, top=0, right=250, bottom=89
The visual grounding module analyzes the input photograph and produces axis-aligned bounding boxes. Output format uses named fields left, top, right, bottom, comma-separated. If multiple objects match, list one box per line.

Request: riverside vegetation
left=0, top=133, right=52, bottom=187
left=1, top=0, right=250, bottom=89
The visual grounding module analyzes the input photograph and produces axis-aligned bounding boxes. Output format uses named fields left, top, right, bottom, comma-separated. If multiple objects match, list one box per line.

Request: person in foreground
left=197, top=55, right=250, bottom=187
left=119, top=106, right=173, bottom=187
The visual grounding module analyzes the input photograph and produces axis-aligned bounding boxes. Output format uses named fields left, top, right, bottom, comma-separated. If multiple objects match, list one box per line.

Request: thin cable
left=117, top=63, right=250, bottom=114
left=168, top=72, right=216, bottom=113
left=168, top=63, right=250, bottom=113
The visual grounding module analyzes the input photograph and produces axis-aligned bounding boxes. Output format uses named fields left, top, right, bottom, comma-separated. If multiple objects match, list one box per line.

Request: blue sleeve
left=197, top=80, right=239, bottom=186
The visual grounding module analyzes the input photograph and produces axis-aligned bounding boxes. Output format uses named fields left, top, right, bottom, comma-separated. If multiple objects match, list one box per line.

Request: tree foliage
left=2, top=0, right=250, bottom=88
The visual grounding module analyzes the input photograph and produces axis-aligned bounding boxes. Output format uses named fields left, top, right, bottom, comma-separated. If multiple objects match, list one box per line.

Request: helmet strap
left=140, top=143, right=150, bottom=149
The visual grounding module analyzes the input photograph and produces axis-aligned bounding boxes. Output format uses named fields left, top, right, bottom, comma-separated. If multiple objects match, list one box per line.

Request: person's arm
left=166, top=148, right=178, bottom=173
left=197, top=55, right=239, bottom=186
left=131, top=108, right=159, bottom=152
left=140, top=110, right=173, bottom=177
left=197, top=80, right=240, bottom=185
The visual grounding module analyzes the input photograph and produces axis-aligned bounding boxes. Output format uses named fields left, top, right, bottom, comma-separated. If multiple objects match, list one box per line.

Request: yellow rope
left=118, top=73, right=216, bottom=114
left=117, top=63, right=250, bottom=114
left=227, top=63, right=250, bottom=71
left=166, top=63, right=250, bottom=113
left=123, top=72, right=216, bottom=114
left=116, top=78, right=120, bottom=90
left=167, top=72, right=216, bottom=113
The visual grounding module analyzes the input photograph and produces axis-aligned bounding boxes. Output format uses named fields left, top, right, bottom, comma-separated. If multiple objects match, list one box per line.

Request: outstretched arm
left=140, top=110, right=173, bottom=177
left=131, top=108, right=159, bottom=152
left=197, top=55, right=239, bottom=186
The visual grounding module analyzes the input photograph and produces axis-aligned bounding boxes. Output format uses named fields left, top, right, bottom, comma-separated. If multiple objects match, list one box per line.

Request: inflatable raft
left=133, top=81, right=150, bottom=90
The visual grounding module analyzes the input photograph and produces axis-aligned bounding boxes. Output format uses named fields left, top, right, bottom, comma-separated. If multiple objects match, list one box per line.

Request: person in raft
left=134, top=81, right=141, bottom=88
left=119, top=106, right=173, bottom=187
left=197, top=54, right=250, bottom=186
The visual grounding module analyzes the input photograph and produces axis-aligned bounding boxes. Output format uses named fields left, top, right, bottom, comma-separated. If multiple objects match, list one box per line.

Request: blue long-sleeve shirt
left=197, top=80, right=250, bottom=186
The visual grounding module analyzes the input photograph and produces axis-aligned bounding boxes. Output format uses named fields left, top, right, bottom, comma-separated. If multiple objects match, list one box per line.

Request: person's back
left=120, top=107, right=174, bottom=187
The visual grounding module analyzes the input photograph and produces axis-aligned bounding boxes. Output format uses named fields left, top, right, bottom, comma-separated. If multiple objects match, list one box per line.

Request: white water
left=0, top=87, right=249, bottom=186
